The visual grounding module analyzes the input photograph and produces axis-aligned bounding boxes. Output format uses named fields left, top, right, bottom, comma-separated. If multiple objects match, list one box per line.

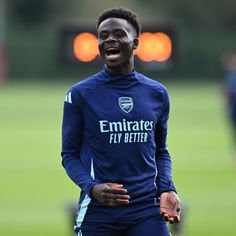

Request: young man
left=222, top=50, right=236, bottom=160
left=61, top=8, right=181, bottom=236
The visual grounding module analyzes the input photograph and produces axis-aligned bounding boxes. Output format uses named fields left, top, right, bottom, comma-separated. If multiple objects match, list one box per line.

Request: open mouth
left=105, top=47, right=121, bottom=60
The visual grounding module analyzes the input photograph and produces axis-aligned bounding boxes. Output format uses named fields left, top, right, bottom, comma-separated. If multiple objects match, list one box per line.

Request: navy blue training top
left=61, top=66, right=176, bottom=227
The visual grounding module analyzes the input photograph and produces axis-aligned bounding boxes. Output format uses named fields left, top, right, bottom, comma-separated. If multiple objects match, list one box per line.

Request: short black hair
left=97, top=8, right=141, bottom=37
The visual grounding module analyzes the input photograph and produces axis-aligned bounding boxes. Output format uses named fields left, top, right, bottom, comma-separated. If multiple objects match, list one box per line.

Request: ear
left=132, top=38, right=139, bottom=50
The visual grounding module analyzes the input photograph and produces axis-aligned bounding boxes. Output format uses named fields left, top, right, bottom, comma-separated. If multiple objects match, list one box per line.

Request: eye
left=115, top=31, right=126, bottom=38
left=99, top=32, right=108, bottom=40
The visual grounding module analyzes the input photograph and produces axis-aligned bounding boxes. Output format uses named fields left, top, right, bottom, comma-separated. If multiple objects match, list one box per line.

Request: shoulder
left=135, top=72, right=169, bottom=96
left=67, top=70, right=104, bottom=96
left=64, top=71, right=101, bottom=105
left=71, top=74, right=98, bottom=92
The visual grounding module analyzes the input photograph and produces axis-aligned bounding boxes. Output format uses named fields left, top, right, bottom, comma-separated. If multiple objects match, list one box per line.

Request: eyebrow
left=98, top=27, right=127, bottom=35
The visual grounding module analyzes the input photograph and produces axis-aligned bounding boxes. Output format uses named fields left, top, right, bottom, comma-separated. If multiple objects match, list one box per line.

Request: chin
left=106, top=60, right=122, bottom=68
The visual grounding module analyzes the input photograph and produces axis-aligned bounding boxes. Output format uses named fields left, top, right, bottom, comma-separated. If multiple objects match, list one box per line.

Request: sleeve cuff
left=159, top=180, right=177, bottom=194
left=86, top=180, right=101, bottom=199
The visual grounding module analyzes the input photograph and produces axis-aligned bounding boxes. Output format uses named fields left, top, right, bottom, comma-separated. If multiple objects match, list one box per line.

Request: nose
left=105, top=34, right=117, bottom=43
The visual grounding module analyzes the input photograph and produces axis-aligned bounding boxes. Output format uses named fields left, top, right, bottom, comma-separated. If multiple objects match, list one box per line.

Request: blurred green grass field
left=0, top=80, right=236, bottom=236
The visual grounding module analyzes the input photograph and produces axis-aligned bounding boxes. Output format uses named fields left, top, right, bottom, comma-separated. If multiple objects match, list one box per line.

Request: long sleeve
left=61, top=89, right=100, bottom=197
left=155, top=87, right=176, bottom=194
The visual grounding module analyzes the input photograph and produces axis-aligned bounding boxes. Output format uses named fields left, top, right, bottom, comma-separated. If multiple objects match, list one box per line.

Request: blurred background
left=1, top=0, right=236, bottom=236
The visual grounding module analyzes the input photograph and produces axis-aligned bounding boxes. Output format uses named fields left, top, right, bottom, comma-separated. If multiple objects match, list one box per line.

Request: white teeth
left=106, top=47, right=119, bottom=53
left=105, top=47, right=120, bottom=60
left=107, top=47, right=117, bottom=51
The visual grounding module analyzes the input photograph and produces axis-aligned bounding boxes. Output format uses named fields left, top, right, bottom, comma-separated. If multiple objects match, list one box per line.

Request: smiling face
left=97, top=17, right=139, bottom=75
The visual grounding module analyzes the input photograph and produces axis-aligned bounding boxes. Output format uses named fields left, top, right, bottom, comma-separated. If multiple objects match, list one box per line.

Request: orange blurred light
left=135, top=32, right=172, bottom=62
left=73, top=32, right=172, bottom=63
left=73, top=32, right=99, bottom=62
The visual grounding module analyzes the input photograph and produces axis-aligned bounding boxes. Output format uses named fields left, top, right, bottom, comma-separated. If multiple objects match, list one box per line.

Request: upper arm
left=155, top=87, right=170, bottom=154
left=62, top=87, right=84, bottom=155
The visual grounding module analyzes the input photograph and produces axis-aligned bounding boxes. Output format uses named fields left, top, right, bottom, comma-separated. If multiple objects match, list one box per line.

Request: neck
left=106, top=58, right=135, bottom=75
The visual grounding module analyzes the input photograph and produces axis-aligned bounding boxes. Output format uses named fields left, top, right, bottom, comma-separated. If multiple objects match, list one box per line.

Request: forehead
left=98, top=17, right=133, bottom=32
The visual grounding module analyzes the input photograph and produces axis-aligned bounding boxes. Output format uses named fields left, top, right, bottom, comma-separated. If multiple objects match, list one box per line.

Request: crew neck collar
left=101, top=66, right=136, bottom=79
